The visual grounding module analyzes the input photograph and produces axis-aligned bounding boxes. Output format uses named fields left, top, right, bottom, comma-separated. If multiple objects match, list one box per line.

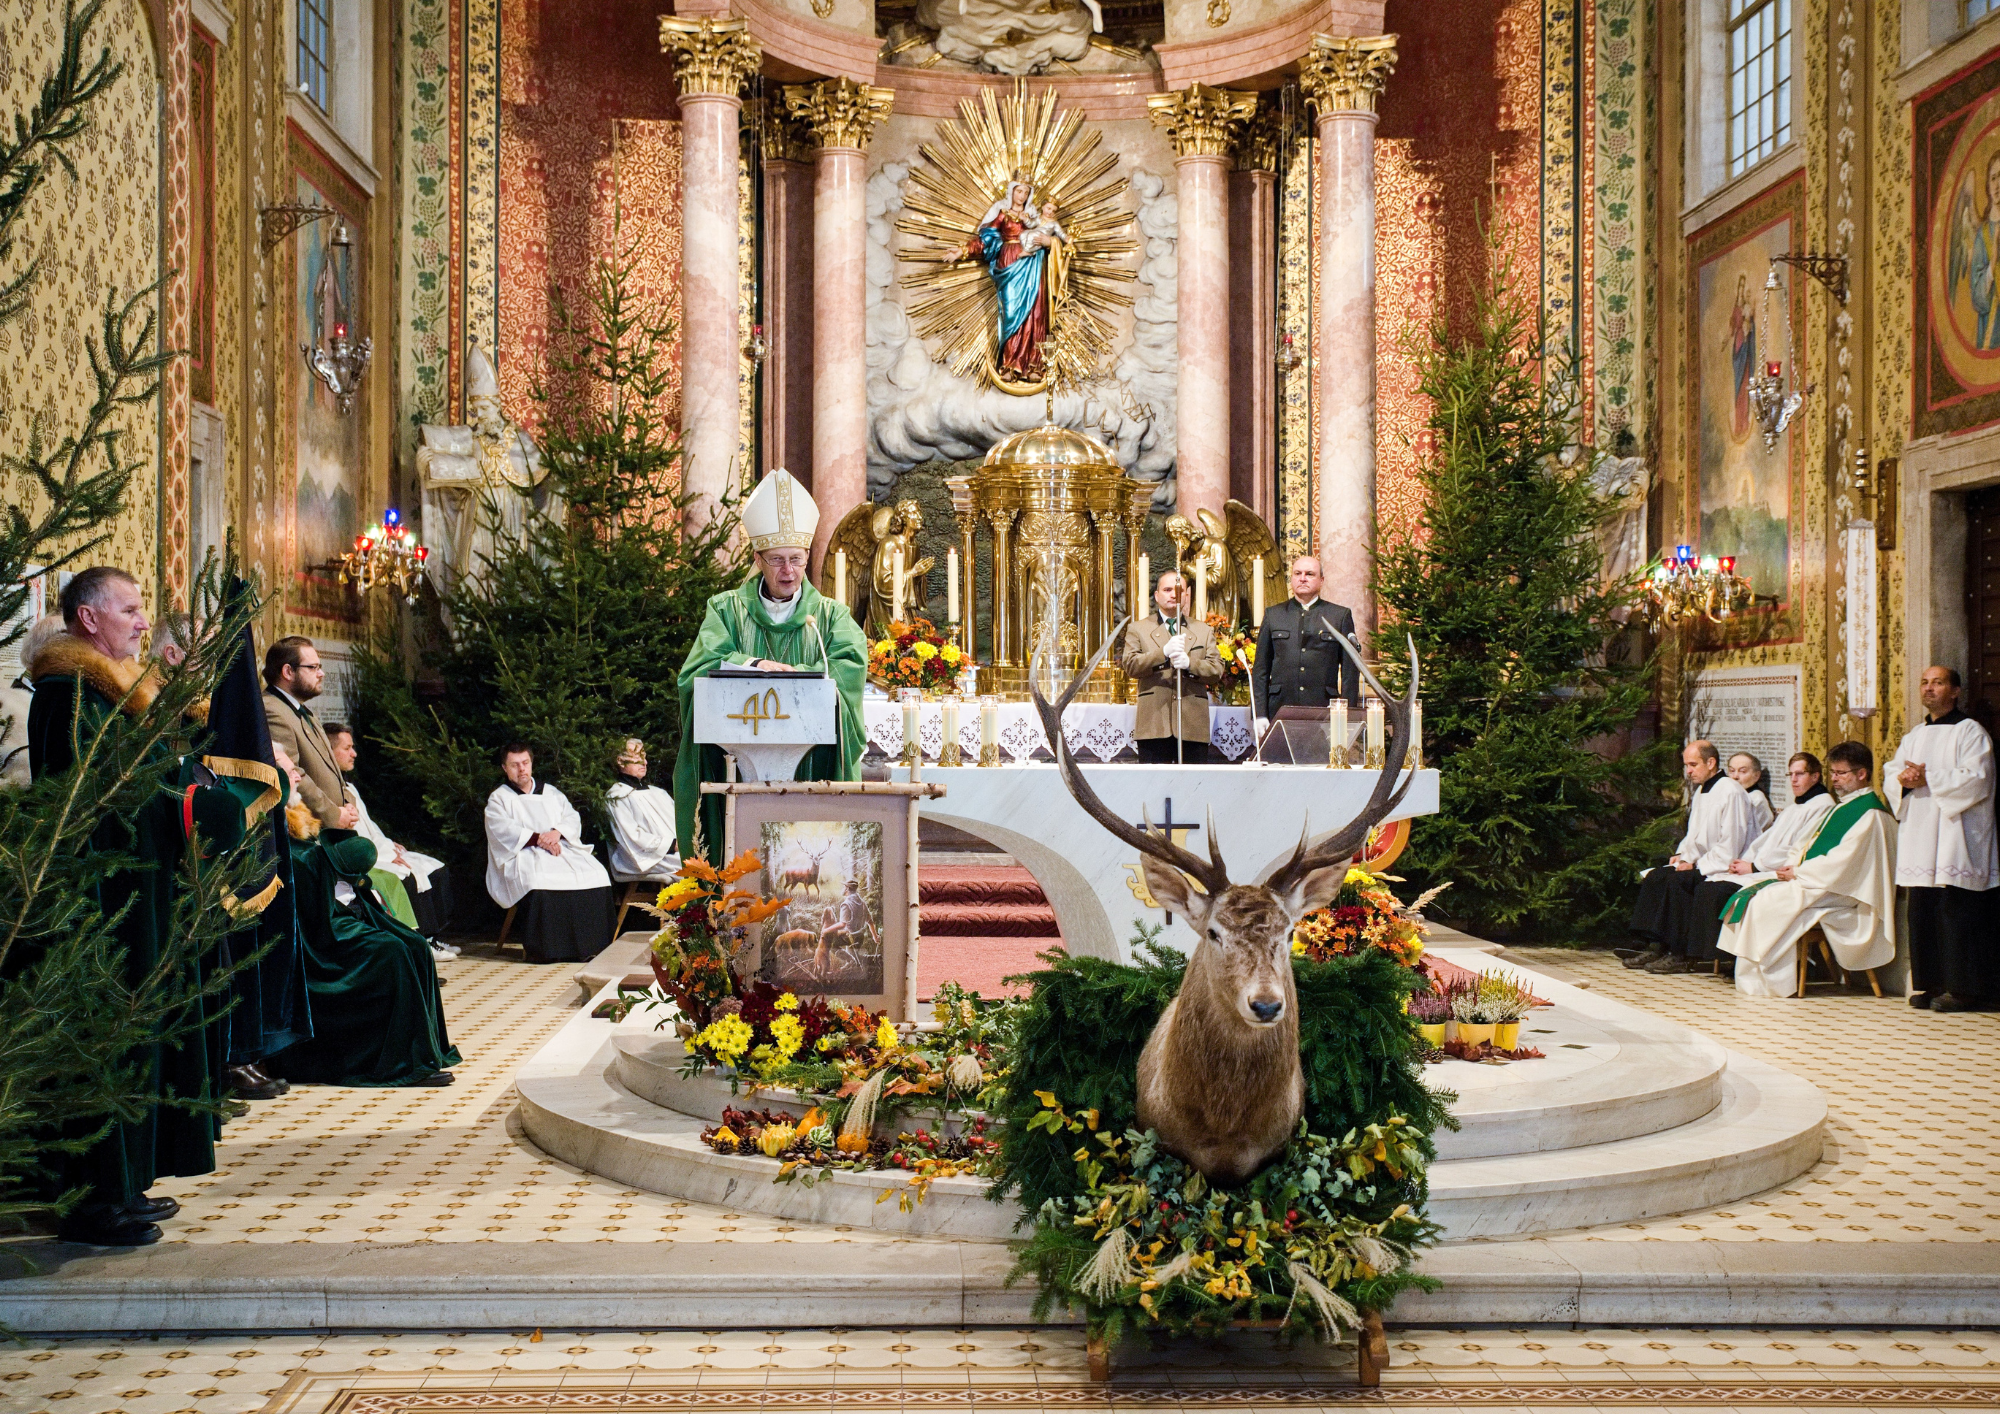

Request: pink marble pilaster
left=810, top=143, right=869, bottom=572
left=1229, top=166, right=1277, bottom=522
left=760, top=157, right=815, bottom=487
left=679, top=90, right=748, bottom=528
left=1175, top=152, right=1232, bottom=524
left=1313, top=106, right=1379, bottom=637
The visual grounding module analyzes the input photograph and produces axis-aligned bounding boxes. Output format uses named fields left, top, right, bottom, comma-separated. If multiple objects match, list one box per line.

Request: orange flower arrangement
left=868, top=616, right=971, bottom=694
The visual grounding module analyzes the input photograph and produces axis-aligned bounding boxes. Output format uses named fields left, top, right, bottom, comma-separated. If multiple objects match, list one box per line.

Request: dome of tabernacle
left=980, top=424, right=1120, bottom=471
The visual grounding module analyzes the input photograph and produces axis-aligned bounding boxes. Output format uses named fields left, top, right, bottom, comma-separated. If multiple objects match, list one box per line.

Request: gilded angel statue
left=1163, top=502, right=1280, bottom=629
left=820, top=498, right=936, bottom=639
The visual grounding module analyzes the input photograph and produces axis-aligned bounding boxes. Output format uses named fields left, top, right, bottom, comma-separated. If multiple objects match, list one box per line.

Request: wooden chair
left=496, top=905, right=518, bottom=948
left=1794, top=924, right=1883, bottom=998
left=612, top=877, right=657, bottom=937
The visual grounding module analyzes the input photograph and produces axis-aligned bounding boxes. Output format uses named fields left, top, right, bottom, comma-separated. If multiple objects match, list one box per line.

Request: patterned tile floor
left=1499, top=948, right=2000, bottom=1245
left=105, top=939, right=2000, bottom=1249
left=1, top=1326, right=1994, bottom=1414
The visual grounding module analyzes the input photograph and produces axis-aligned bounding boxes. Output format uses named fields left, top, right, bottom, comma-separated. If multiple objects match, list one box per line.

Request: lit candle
left=1409, top=699, right=1423, bottom=769
left=1366, top=696, right=1386, bottom=764
left=891, top=544, right=906, bottom=623
left=940, top=694, right=961, bottom=764
left=980, top=694, right=1000, bottom=765
left=833, top=549, right=847, bottom=607
left=1193, top=557, right=1207, bottom=621
left=1250, top=555, right=1264, bottom=627
left=1137, top=552, right=1150, bottom=608
left=947, top=547, right=960, bottom=624
left=900, top=688, right=921, bottom=766
left=1330, top=699, right=1349, bottom=769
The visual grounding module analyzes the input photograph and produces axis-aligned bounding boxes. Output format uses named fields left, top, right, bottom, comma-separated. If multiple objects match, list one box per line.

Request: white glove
left=1166, top=646, right=1191, bottom=671
left=1255, top=717, right=1270, bottom=737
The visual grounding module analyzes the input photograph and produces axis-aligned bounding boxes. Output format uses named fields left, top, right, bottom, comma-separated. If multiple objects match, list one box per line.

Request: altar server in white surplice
left=1886, top=666, right=2000, bottom=1011
left=484, top=743, right=614, bottom=964
left=1626, top=740, right=1764, bottom=974
left=1719, top=741, right=1897, bottom=998
left=1726, top=751, right=1777, bottom=834
left=605, top=738, right=679, bottom=882
left=1685, top=752, right=1838, bottom=968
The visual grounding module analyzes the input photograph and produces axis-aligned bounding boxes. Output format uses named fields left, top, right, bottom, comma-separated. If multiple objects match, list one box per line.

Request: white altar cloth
left=894, top=763, right=1440, bottom=964
left=863, top=697, right=1256, bottom=763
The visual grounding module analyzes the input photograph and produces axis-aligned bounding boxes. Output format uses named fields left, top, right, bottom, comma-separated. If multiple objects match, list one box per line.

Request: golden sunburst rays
left=895, top=79, right=1139, bottom=395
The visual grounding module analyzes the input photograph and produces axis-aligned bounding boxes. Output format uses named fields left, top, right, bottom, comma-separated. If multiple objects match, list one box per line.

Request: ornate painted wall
left=0, top=0, right=164, bottom=609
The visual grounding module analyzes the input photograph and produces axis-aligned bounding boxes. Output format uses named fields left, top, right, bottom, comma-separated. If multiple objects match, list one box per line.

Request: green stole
left=1718, top=790, right=1891, bottom=926
left=672, top=575, right=871, bottom=862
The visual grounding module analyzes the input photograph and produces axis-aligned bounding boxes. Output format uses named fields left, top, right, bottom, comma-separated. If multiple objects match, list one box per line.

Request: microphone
left=805, top=613, right=831, bottom=676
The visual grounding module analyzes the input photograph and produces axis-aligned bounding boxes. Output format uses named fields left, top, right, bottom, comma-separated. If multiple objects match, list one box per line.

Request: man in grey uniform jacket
left=1249, top=555, right=1361, bottom=735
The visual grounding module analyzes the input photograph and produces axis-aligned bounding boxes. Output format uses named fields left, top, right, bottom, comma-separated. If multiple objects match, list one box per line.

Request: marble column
left=1148, top=83, right=1256, bottom=525
left=759, top=104, right=816, bottom=485
left=1300, top=33, right=1396, bottom=638
left=784, top=78, right=895, bottom=574
left=660, top=17, right=762, bottom=531
left=1230, top=104, right=1281, bottom=525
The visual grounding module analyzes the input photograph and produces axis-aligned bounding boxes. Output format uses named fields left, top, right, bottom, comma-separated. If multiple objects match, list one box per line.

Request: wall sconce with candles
left=337, top=508, right=429, bottom=603
left=1643, top=543, right=1753, bottom=626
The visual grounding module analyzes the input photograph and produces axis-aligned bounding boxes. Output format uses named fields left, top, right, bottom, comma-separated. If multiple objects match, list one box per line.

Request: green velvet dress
left=672, top=575, right=869, bottom=862
left=271, top=827, right=461, bottom=1087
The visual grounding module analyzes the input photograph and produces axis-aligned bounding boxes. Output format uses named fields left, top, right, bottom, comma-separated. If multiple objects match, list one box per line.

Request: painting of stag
left=1030, top=624, right=1419, bottom=1186
left=757, top=820, right=886, bottom=993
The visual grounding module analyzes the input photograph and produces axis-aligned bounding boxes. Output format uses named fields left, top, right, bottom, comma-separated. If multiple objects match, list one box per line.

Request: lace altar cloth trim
left=863, top=699, right=1256, bottom=763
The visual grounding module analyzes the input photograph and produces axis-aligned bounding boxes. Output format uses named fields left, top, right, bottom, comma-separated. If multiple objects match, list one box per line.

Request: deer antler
left=1029, top=625, right=1233, bottom=898
left=1264, top=632, right=1423, bottom=896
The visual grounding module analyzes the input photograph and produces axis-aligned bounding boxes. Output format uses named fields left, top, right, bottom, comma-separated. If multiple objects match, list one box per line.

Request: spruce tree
left=356, top=238, right=748, bottom=889
left=0, top=1, right=267, bottom=1234
left=1374, top=245, right=1678, bottom=943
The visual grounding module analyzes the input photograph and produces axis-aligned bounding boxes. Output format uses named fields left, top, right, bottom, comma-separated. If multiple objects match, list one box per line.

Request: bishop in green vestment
left=674, top=469, right=869, bottom=861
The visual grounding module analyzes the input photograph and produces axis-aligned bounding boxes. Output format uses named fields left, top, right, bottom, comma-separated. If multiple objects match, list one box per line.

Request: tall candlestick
left=1250, top=554, right=1264, bottom=627
left=1193, top=557, right=1208, bottom=621
left=979, top=694, right=1000, bottom=767
left=891, top=544, right=906, bottom=624
left=1365, top=696, right=1386, bottom=770
left=833, top=549, right=847, bottom=608
left=1329, top=699, right=1349, bottom=769
left=946, top=547, right=960, bottom=624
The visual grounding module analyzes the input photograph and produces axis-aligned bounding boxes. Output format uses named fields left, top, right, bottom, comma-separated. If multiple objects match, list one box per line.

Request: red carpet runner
left=915, top=864, right=1064, bottom=1001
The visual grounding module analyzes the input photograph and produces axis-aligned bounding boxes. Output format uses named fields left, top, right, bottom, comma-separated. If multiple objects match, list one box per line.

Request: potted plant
left=1408, top=990, right=1448, bottom=1048
left=1449, top=985, right=1492, bottom=1048
left=1477, top=970, right=1532, bottom=1051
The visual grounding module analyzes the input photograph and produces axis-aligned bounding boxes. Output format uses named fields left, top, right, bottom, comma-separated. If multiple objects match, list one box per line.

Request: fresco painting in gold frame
left=1915, top=47, right=2000, bottom=439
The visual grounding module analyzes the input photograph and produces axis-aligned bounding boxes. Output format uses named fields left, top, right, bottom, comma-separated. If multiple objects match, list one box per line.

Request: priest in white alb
left=606, top=737, right=679, bottom=882
left=1886, top=665, right=1999, bottom=1012
left=1684, top=751, right=1837, bottom=971
left=1625, top=740, right=1764, bottom=974
left=484, top=742, right=614, bottom=963
left=1717, top=741, right=1896, bottom=997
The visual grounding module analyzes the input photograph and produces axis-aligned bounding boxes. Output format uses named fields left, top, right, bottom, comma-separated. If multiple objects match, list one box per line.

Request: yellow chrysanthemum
left=875, top=1016, right=900, bottom=1052
left=940, top=644, right=962, bottom=664
left=656, top=879, right=704, bottom=911
left=913, top=641, right=939, bottom=660
left=776, top=992, right=799, bottom=1012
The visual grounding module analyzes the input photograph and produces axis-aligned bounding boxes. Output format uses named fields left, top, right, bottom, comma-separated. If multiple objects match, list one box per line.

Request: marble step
left=1427, top=1051, right=1826, bottom=1239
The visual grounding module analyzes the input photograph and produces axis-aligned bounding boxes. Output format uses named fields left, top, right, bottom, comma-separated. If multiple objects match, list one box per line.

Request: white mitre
left=742, top=468, right=818, bottom=554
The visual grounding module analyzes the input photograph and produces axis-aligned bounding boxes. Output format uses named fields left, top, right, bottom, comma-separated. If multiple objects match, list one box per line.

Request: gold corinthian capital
left=1146, top=83, right=1259, bottom=159
left=1298, top=33, right=1399, bottom=115
left=781, top=77, right=896, bottom=150
left=659, top=16, right=762, bottom=99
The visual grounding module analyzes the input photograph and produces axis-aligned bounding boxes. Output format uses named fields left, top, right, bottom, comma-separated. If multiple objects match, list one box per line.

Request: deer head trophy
left=1030, top=623, right=1420, bottom=1186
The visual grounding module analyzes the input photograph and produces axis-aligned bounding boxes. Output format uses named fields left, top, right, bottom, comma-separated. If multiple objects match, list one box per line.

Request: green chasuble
left=673, top=575, right=869, bottom=861
left=1719, top=789, right=1893, bottom=925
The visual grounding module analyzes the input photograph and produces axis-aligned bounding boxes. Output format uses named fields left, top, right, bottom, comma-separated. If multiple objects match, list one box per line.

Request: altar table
left=862, top=697, right=1257, bottom=763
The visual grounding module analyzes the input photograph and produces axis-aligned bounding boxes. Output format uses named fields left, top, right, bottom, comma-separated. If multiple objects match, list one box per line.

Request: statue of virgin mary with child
left=957, top=173, right=1071, bottom=390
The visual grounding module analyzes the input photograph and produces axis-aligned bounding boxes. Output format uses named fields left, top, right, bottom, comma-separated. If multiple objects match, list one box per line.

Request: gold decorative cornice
left=1232, top=97, right=1283, bottom=172
left=1298, top=33, right=1398, bottom=115
left=759, top=99, right=816, bottom=163
left=1145, top=83, right=1258, bottom=158
left=659, top=16, right=762, bottom=99
left=780, top=77, right=896, bottom=150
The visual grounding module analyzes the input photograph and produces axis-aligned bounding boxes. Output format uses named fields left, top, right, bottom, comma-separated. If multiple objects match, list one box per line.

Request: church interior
left=1, top=0, right=1999, bottom=1402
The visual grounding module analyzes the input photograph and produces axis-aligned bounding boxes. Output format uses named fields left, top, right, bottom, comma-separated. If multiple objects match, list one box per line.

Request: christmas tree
left=1374, top=242, right=1678, bottom=943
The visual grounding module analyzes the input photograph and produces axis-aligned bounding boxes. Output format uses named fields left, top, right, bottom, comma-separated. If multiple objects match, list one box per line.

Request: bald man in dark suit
left=1249, top=555, right=1361, bottom=734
